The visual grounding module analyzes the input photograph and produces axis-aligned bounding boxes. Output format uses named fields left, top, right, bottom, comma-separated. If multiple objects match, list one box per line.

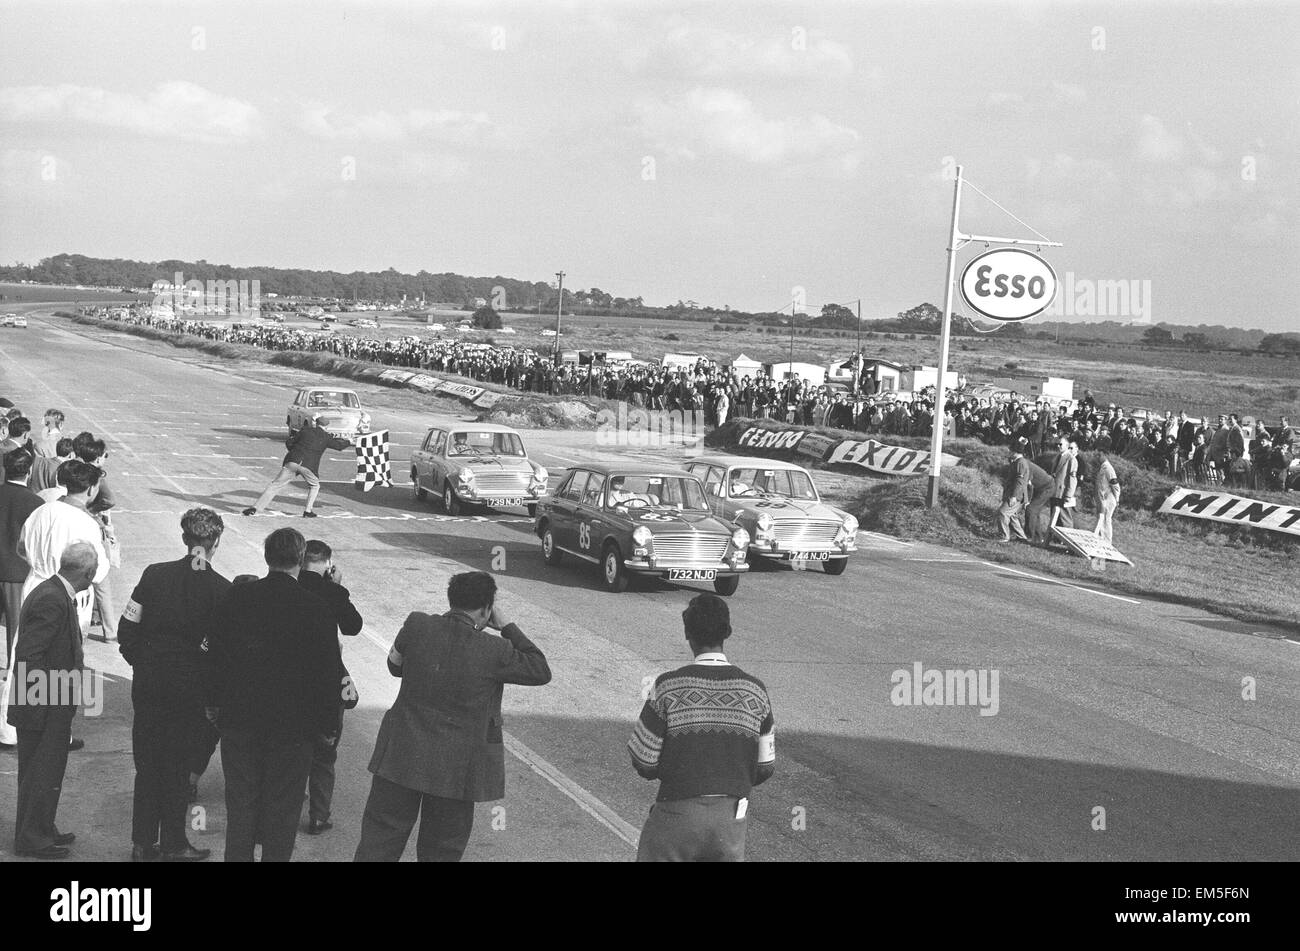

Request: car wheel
left=541, top=525, right=562, bottom=566
left=713, top=574, right=740, bottom=596
left=442, top=483, right=462, bottom=516
left=526, top=503, right=538, bottom=518
left=411, top=469, right=426, bottom=501
left=601, top=543, right=629, bottom=593
left=823, top=557, right=849, bottom=576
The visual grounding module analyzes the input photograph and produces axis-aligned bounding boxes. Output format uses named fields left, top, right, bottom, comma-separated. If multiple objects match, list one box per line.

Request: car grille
left=771, top=520, right=843, bottom=550
left=652, top=534, right=729, bottom=565
left=472, top=471, right=531, bottom=494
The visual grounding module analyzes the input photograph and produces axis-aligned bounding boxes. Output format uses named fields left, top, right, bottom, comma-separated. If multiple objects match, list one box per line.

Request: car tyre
left=412, top=470, right=426, bottom=501
left=601, top=543, right=629, bottom=593
left=442, top=483, right=462, bottom=516
left=823, top=557, right=849, bottom=576
left=713, top=574, right=740, bottom=596
left=541, top=525, right=562, bottom=566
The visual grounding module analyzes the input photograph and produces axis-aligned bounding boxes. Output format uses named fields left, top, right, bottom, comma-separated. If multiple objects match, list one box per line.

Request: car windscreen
left=728, top=467, right=817, bottom=500
left=308, top=391, right=359, bottom=408
left=604, top=476, right=709, bottom=512
left=448, top=431, right=526, bottom=456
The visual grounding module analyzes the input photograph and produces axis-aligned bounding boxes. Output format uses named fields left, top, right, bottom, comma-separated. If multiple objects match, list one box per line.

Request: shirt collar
left=694, top=652, right=730, bottom=666
left=54, top=574, right=77, bottom=601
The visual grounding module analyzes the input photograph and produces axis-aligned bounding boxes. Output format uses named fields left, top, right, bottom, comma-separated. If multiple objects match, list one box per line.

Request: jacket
left=284, top=424, right=352, bottom=476
left=208, top=571, right=340, bottom=740
left=368, top=612, right=550, bottom=801
left=6, top=575, right=83, bottom=732
left=0, top=481, right=43, bottom=582
left=1003, top=456, right=1030, bottom=504
left=1052, top=451, right=1078, bottom=502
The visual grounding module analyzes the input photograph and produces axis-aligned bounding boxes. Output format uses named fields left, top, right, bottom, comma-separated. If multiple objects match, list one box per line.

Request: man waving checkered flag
left=355, top=429, right=393, bottom=491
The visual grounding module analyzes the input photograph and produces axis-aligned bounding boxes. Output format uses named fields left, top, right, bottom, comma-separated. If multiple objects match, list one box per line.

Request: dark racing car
left=534, top=463, right=750, bottom=595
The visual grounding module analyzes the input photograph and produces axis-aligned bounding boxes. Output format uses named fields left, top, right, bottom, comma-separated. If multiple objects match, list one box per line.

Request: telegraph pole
left=553, top=270, right=565, bottom=366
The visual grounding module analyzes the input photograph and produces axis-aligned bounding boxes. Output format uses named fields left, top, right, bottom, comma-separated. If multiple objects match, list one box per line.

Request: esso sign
left=959, top=247, right=1058, bottom=322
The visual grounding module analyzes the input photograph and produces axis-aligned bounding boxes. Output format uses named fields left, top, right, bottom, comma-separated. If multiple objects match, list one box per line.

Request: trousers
left=308, top=708, right=344, bottom=823
left=132, top=683, right=208, bottom=852
left=636, top=796, right=747, bottom=862
left=15, top=709, right=74, bottom=853
left=220, top=729, right=313, bottom=862
left=251, top=463, right=320, bottom=513
left=353, top=774, right=475, bottom=862
left=0, top=580, right=23, bottom=661
left=996, top=498, right=1028, bottom=541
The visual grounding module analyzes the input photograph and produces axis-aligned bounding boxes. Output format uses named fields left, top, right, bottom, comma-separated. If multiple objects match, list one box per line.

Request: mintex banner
left=1158, top=487, right=1300, bottom=537
left=736, top=427, right=807, bottom=452
left=437, top=381, right=486, bottom=401
left=827, top=439, right=958, bottom=476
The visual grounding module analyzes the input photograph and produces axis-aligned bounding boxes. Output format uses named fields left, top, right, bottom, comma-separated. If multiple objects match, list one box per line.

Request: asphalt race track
left=1, top=312, right=1297, bottom=862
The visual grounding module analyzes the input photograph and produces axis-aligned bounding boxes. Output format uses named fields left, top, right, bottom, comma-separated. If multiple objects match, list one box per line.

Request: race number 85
left=579, top=523, right=592, bottom=549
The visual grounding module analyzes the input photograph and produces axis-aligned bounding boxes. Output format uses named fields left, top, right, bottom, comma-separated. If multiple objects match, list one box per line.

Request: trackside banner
left=828, top=439, right=959, bottom=476
left=737, top=427, right=808, bottom=452
left=1158, top=487, right=1300, bottom=537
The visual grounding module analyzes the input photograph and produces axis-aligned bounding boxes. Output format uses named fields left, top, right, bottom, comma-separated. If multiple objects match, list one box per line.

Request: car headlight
left=632, top=526, right=653, bottom=546
left=841, top=514, right=859, bottom=534
left=731, top=528, right=750, bottom=549
left=755, top=513, right=774, bottom=532
left=530, top=465, right=548, bottom=484
left=457, top=469, right=475, bottom=485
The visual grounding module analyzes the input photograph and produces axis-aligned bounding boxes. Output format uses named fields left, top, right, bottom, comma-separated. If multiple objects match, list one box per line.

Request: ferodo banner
left=737, top=427, right=807, bottom=452
left=796, top=433, right=838, bottom=461
left=827, top=439, right=958, bottom=476
left=405, top=374, right=443, bottom=392
left=1158, top=487, right=1300, bottom=537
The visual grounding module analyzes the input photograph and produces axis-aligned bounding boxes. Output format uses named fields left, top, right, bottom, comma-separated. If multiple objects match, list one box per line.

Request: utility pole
left=854, top=299, right=862, bottom=396
left=553, top=270, right=565, bottom=366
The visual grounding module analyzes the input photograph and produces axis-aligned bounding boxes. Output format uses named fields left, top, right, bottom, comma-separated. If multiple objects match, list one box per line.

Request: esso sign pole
left=925, top=165, right=1062, bottom=508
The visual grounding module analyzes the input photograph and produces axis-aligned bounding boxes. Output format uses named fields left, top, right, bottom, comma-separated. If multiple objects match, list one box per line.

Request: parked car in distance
left=685, top=455, right=857, bottom=575
left=410, top=423, right=548, bottom=516
left=534, top=463, right=750, bottom=595
left=286, top=387, right=371, bottom=438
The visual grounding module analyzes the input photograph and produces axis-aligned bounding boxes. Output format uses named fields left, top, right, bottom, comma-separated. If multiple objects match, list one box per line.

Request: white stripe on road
left=979, top=561, right=1142, bottom=605
left=858, top=530, right=913, bottom=548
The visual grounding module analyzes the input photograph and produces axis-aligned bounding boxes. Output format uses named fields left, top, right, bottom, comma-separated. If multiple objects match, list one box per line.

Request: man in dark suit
left=118, top=508, right=231, bottom=862
left=208, top=528, right=340, bottom=862
left=243, top=415, right=352, bottom=517
left=9, top=541, right=98, bottom=858
left=354, top=571, right=551, bottom=862
left=298, top=539, right=363, bottom=835
left=0, top=449, right=43, bottom=662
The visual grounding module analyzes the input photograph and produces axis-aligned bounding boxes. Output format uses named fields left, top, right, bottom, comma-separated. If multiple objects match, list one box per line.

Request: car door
left=412, top=428, right=436, bottom=490
left=289, top=390, right=305, bottom=430
left=575, top=472, right=608, bottom=557
left=551, top=470, right=589, bottom=553
left=426, top=429, right=447, bottom=491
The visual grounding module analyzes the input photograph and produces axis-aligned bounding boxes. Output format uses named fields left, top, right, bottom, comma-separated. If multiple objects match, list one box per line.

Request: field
left=334, top=308, right=1300, bottom=421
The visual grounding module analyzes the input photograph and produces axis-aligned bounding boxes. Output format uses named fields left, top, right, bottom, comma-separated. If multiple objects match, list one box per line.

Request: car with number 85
left=534, top=463, right=750, bottom=595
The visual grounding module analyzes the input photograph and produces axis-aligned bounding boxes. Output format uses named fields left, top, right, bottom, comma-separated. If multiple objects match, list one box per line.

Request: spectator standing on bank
left=297, top=539, right=363, bottom=836
left=630, top=594, right=775, bottom=862
left=208, top=528, right=339, bottom=862
left=244, top=414, right=352, bottom=518
left=117, top=508, right=231, bottom=863
left=996, top=438, right=1032, bottom=543
left=354, top=572, right=550, bottom=862
left=1092, top=452, right=1121, bottom=546
left=1048, top=436, right=1079, bottom=537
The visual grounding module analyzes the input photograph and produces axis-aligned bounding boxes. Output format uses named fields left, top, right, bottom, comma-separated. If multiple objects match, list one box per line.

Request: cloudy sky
left=1, top=0, right=1295, bottom=330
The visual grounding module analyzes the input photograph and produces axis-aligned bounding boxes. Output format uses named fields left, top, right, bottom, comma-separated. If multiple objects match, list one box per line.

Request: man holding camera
left=298, top=539, right=363, bottom=835
left=354, top=571, right=550, bottom=862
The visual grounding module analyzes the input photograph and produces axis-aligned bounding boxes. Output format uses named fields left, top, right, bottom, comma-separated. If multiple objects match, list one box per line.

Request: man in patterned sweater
left=628, top=594, right=775, bottom=862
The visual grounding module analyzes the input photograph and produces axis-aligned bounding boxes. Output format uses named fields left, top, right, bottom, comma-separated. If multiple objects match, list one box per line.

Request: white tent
left=729, top=352, right=763, bottom=376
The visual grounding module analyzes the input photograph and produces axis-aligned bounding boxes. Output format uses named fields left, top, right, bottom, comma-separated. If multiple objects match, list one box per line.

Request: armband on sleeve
left=123, top=598, right=144, bottom=623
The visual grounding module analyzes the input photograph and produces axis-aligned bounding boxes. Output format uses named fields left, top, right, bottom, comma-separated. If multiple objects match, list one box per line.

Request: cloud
left=987, top=92, right=1025, bottom=107
left=627, top=16, right=853, bottom=78
left=0, top=82, right=262, bottom=144
left=636, top=87, right=860, bottom=168
left=1136, top=114, right=1185, bottom=163
left=1231, top=211, right=1282, bottom=243
left=299, top=104, right=505, bottom=146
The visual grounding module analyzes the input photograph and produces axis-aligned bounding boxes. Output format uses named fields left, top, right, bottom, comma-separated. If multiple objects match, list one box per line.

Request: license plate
left=488, top=497, right=528, bottom=506
left=667, top=569, right=716, bottom=581
left=790, top=551, right=831, bottom=561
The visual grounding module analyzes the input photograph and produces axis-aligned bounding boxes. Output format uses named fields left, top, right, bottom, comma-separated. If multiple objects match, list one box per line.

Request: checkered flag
left=354, top=429, right=392, bottom=491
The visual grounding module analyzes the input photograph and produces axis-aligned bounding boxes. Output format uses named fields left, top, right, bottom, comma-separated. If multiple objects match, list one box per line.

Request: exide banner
left=1158, top=487, right=1300, bottom=537
left=827, top=439, right=957, bottom=476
